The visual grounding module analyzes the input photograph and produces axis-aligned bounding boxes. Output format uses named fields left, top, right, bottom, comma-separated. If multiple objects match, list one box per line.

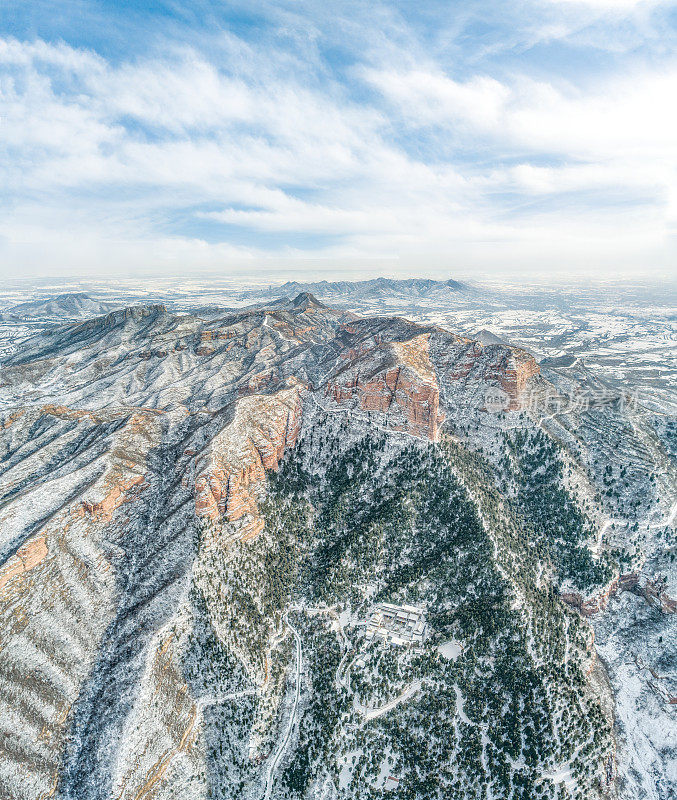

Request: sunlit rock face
left=194, top=387, right=303, bottom=539
left=0, top=292, right=672, bottom=800
left=323, top=330, right=444, bottom=441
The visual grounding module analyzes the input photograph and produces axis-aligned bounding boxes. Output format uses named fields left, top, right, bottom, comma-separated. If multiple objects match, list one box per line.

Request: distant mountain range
left=241, top=277, right=476, bottom=302
left=0, top=281, right=475, bottom=325
left=1, top=292, right=122, bottom=321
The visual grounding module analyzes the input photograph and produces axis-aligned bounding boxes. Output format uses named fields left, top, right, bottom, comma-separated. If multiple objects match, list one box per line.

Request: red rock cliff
left=324, top=333, right=444, bottom=441
left=194, top=387, right=302, bottom=539
left=430, top=333, right=540, bottom=411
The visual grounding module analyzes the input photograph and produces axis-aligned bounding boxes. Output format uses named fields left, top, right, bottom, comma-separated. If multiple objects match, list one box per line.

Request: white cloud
left=364, top=65, right=677, bottom=159
left=362, top=63, right=677, bottom=232
left=508, top=73, right=677, bottom=159
left=0, top=37, right=105, bottom=72
left=0, top=26, right=675, bottom=279
left=361, top=68, right=509, bottom=129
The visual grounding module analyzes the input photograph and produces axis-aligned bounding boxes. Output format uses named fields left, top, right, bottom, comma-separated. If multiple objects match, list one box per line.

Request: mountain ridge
left=241, top=277, right=477, bottom=302
left=0, top=291, right=672, bottom=800
left=1, top=291, right=123, bottom=321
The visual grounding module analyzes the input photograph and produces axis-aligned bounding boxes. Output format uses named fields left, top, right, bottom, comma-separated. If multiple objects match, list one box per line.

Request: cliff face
left=428, top=331, right=540, bottom=411
left=320, top=322, right=540, bottom=440
left=563, top=570, right=676, bottom=616
left=500, top=351, right=541, bottom=406
left=194, top=387, right=302, bottom=539
left=324, top=332, right=444, bottom=441
left=358, top=365, right=442, bottom=440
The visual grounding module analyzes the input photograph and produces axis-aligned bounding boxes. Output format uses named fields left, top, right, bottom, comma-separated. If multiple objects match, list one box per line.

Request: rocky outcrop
left=0, top=533, right=48, bottom=596
left=324, top=332, right=444, bottom=441
left=562, top=572, right=637, bottom=616
left=78, top=474, right=148, bottom=521
left=562, top=570, right=676, bottom=616
left=194, top=387, right=302, bottom=538
left=198, top=329, right=238, bottom=343
left=499, top=351, right=540, bottom=406
left=562, top=583, right=619, bottom=616
left=195, top=328, right=240, bottom=356
left=1, top=409, right=26, bottom=428
left=82, top=303, right=167, bottom=332
left=323, top=323, right=540, bottom=436
left=431, top=333, right=540, bottom=411
left=360, top=366, right=442, bottom=440
left=642, top=574, right=676, bottom=613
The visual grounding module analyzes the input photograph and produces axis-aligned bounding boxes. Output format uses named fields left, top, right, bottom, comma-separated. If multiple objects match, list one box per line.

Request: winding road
left=356, top=680, right=422, bottom=721
left=263, top=613, right=302, bottom=800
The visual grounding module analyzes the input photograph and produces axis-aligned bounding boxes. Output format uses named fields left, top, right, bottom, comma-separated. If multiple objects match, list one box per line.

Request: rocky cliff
left=194, top=387, right=302, bottom=539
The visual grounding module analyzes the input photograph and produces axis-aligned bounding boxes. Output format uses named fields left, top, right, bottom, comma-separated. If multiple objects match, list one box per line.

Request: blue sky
left=0, top=0, right=675, bottom=280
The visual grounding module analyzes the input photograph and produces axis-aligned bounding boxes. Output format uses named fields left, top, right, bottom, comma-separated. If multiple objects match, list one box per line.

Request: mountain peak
left=472, top=328, right=506, bottom=346
left=70, top=302, right=168, bottom=335
left=289, top=291, right=325, bottom=310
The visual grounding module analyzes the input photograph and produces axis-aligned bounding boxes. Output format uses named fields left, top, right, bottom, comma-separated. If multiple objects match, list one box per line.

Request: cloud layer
left=0, top=0, right=675, bottom=278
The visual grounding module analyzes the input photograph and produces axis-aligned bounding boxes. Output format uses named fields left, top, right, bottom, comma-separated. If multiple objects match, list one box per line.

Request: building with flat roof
left=365, top=603, right=426, bottom=646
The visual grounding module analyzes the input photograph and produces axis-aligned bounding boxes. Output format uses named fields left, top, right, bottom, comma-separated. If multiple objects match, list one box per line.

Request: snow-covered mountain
left=470, top=328, right=508, bottom=346
left=0, top=292, right=673, bottom=800
left=1, top=291, right=122, bottom=320
left=242, top=277, right=476, bottom=302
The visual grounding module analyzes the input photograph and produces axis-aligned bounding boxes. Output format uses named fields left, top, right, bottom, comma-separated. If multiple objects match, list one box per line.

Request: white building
left=365, top=603, right=426, bottom=646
